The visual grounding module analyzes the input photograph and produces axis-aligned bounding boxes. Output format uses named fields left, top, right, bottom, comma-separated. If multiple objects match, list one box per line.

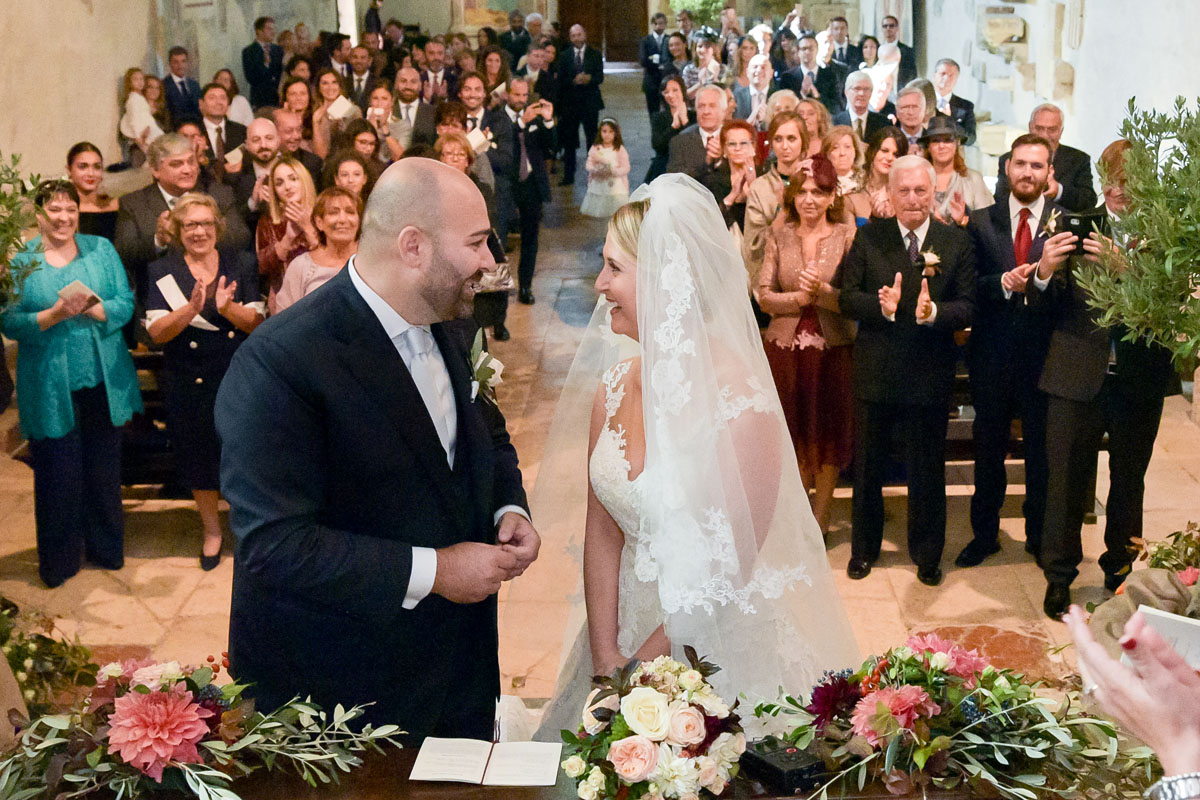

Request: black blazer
left=398, top=101, right=438, bottom=147
left=515, top=66, right=557, bottom=107
left=163, top=74, right=202, bottom=127
left=665, top=125, right=711, bottom=179
left=639, top=32, right=670, bottom=93
left=511, top=115, right=555, bottom=201
left=994, top=143, right=1097, bottom=213
left=241, top=41, right=284, bottom=109
left=832, top=109, right=889, bottom=141
left=215, top=267, right=528, bottom=737
left=896, top=42, right=917, bottom=87
left=834, top=217, right=977, bottom=406
left=830, top=42, right=861, bottom=68
left=936, top=95, right=976, bottom=145
left=557, top=46, right=605, bottom=115
left=500, top=28, right=532, bottom=67
left=348, top=72, right=382, bottom=114
left=965, top=200, right=1059, bottom=398
left=202, top=120, right=247, bottom=165
left=420, top=68, right=459, bottom=103
left=779, top=64, right=844, bottom=114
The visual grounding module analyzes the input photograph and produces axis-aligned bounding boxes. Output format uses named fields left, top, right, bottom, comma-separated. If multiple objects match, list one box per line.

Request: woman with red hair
left=697, top=119, right=761, bottom=232
left=757, top=154, right=857, bottom=537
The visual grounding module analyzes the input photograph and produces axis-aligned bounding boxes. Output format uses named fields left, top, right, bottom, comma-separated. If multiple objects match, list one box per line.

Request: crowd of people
left=0, top=5, right=1178, bottom=628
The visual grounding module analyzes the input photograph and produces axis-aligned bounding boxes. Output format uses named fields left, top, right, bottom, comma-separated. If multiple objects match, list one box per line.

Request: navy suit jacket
left=779, top=64, right=844, bottom=114
left=215, top=267, right=528, bottom=738
left=994, top=143, right=1097, bottom=212
left=511, top=114, right=555, bottom=201
left=639, top=32, right=670, bottom=92
left=163, top=74, right=202, bottom=127
left=832, top=108, right=889, bottom=141
left=936, top=95, right=976, bottom=145
left=557, top=46, right=605, bottom=115
left=241, top=41, right=284, bottom=109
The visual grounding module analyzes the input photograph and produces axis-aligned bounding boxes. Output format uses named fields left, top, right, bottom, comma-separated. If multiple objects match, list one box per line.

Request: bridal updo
left=608, top=198, right=651, bottom=259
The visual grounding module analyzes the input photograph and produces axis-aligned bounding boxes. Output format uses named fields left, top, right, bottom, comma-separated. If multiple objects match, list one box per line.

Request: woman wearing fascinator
left=533, top=173, right=859, bottom=739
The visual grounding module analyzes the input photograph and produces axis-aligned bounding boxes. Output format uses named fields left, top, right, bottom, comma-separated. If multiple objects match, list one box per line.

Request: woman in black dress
left=67, top=143, right=119, bottom=242
left=645, top=75, right=694, bottom=184
left=146, top=194, right=263, bottom=570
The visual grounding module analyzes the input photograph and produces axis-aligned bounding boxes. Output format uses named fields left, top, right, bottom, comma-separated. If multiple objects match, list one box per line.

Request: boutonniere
left=920, top=249, right=941, bottom=277
left=1042, top=208, right=1061, bottom=237
left=468, top=329, right=504, bottom=404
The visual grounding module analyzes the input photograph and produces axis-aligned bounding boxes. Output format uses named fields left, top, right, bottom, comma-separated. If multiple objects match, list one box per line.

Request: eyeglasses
left=725, top=140, right=755, bottom=148
left=181, top=220, right=217, bottom=232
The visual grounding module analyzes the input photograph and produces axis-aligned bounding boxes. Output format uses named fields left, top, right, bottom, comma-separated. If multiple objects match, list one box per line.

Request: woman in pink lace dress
left=758, top=154, right=856, bottom=536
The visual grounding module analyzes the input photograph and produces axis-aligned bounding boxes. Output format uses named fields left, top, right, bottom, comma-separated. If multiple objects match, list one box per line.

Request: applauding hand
left=915, top=277, right=934, bottom=322
left=878, top=271, right=902, bottom=318
left=1001, top=263, right=1037, bottom=294
left=215, top=275, right=238, bottom=316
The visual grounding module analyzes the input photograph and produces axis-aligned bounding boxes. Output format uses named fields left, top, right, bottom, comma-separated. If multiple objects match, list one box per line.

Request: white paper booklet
left=154, top=274, right=219, bottom=331
left=1134, top=605, right=1200, bottom=670
left=57, top=279, right=100, bottom=307
left=408, top=738, right=561, bottom=786
left=327, top=95, right=356, bottom=120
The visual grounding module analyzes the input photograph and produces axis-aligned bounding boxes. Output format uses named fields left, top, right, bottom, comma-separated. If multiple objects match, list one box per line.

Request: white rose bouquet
left=560, top=647, right=744, bottom=800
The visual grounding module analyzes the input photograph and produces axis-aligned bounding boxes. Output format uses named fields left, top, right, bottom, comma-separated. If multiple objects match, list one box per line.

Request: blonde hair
left=266, top=156, right=317, bottom=225
left=764, top=89, right=799, bottom=126
left=434, top=130, right=476, bottom=166
left=607, top=198, right=651, bottom=258
left=168, top=192, right=226, bottom=243
left=121, top=67, right=144, bottom=105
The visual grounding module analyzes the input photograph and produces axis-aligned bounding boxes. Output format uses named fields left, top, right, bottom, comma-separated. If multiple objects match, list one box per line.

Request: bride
left=533, top=174, right=859, bottom=739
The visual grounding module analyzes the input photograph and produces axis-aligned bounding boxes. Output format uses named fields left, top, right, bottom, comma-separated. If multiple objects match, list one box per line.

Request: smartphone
left=1062, top=210, right=1109, bottom=255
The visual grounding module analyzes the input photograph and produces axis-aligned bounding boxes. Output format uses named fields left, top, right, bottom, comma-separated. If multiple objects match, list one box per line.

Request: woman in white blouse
left=213, top=69, right=255, bottom=127
left=118, top=68, right=163, bottom=162
left=275, top=187, right=362, bottom=312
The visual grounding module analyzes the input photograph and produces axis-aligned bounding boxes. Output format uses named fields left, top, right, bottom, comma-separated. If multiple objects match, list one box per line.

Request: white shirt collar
left=347, top=258, right=421, bottom=342
left=203, top=117, right=225, bottom=135
left=505, top=105, right=521, bottom=125
left=898, top=216, right=932, bottom=249
left=157, top=183, right=182, bottom=208
left=1008, top=193, right=1044, bottom=224
left=699, top=126, right=719, bottom=144
left=429, top=67, right=444, bottom=80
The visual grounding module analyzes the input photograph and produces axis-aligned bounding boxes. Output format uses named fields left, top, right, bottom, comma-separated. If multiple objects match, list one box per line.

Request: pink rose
left=850, top=685, right=941, bottom=749
left=665, top=701, right=706, bottom=747
left=696, top=756, right=719, bottom=786
left=1179, top=567, right=1200, bottom=587
left=607, top=735, right=659, bottom=783
left=582, top=688, right=620, bottom=735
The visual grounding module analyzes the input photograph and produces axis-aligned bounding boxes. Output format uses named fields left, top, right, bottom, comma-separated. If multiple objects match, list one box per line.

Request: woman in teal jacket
left=2, top=180, right=142, bottom=587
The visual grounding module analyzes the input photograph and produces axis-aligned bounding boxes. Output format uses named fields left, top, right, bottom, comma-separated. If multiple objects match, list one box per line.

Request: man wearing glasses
left=880, top=16, right=916, bottom=87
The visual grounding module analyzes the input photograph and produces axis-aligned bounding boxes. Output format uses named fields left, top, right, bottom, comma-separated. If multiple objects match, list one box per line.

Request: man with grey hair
left=931, top=57, right=976, bottom=144
left=500, top=9, right=531, bottom=67
left=216, top=158, right=538, bottom=741
left=666, top=84, right=726, bottom=178
left=115, top=133, right=250, bottom=341
left=835, top=154, right=976, bottom=587
left=994, top=103, right=1096, bottom=211
left=833, top=70, right=888, bottom=141
left=894, top=85, right=927, bottom=153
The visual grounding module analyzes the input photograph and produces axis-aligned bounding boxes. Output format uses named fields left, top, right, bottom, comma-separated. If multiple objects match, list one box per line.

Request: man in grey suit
left=666, top=85, right=727, bottom=179
left=115, top=134, right=251, bottom=343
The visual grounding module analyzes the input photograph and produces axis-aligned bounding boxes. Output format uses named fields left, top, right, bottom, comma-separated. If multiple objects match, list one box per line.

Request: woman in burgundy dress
left=758, top=154, right=856, bottom=537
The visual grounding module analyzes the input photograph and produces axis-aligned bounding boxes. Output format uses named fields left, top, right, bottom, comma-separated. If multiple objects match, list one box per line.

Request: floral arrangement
left=560, top=648, right=745, bottom=800
left=754, top=635, right=1158, bottom=799
left=1131, top=521, right=1200, bottom=573
left=0, top=657, right=403, bottom=800
left=0, top=152, right=41, bottom=309
left=0, top=595, right=98, bottom=716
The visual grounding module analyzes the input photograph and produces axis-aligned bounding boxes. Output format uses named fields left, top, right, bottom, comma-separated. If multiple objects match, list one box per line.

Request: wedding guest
left=556, top=24, right=604, bottom=185
left=779, top=34, right=842, bottom=115
left=119, top=68, right=163, bottom=165
left=256, top=156, right=319, bottom=313
left=312, top=68, right=362, bottom=159
left=2, top=180, right=141, bottom=588
left=681, top=35, right=729, bottom=102
left=436, top=131, right=496, bottom=229
left=278, top=30, right=296, bottom=64
left=718, top=4, right=743, bottom=65
left=663, top=32, right=691, bottom=79
left=822, top=125, right=872, bottom=222
left=931, top=58, right=976, bottom=145
left=347, top=46, right=381, bottom=114
left=665, top=84, right=726, bottom=178
left=142, top=75, right=170, bottom=134
left=503, top=76, right=555, bottom=308
left=906, top=78, right=938, bottom=126
left=272, top=108, right=324, bottom=186
left=146, top=194, right=263, bottom=569
left=921, top=117, right=991, bottom=226
left=697, top=120, right=760, bottom=232
left=757, top=89, right=800, bottom=162
left=646, top=75, right=694, bottom=183
left=735, top=54, right=774, bottom=126
left=879, top=15, right=916, bottom=86
left=732, top=35, right=760, bottom=90
left=322, top=149, right=374, bottom=202
left=477, top=26, right=499, bottom=49
left=826, top=16, right=857, bottom=67
left=197, top=83, right=247, bottom=183
left=894, top=86, right=926, bottom=153
left=420, top=38, right=458, bottom=104
left=435, top=100, right=496, bottom=193
left=480, top=45, right=512, bottom=105
left=242, top=16, right=284, bottom=109
left=175, top=120, right=219, bottom=190
left=68, top=143, right=120, bottom=242
left=846, top=126, right=906, bottom=221
left=284, top=55, right=312, bottom=83
left=832, top=70, right=888, bottom=143
left=1033, top=140, right=1178, bottom=618
left=213, top=69, right=255, bottom=127
left=387, top=67, right=437, bottom=151
left=742, top=110, right=808, bottom=288
left=499, top=11, right=530, bottom=67
left=858, top=35, right=880, bottom=68
left=836, top=155, right=976, bottom=586
left=459, top=72, right=515, bottom=243
left=276, top=187, right=362, bottom=311
left=293, top=22, right=314, bottom=57
left=581, top=119, right=630, bottom=219
left=516, top=42, right=556, bottom=105
left=454, top=47, right=478, bottom=78
left=227, top=117, right=278, bottom=232
left=994, top=103, right=1096, bottom=212
left=163, top=46, right=201, bottom=128
left=759, top=158, right=855, bottom=537
left=639, top=13, right=670, bottom=116
left=796, top=97, right=831, bottom=156
left=336, top=118, right=386, bottom=183
left=279, top=75, right=315, bottom=148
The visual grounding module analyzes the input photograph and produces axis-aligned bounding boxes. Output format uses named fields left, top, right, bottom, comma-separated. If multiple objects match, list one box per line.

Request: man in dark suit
left=499, top=10, right=532, bottom=68
left=271, top=109, right=324, bottom=184
left=515, top=44, right=556, bottom=107
left=197, top=84, right=246, bottom=183
left=392, top=67, right=437, bottom=149
left=460, top=72, right=515, bottom=238
left=163, top=46, right=201, bottom=128
left=503, top=77, right=555, bottom=308
left=363, top=0, right=383, bottom=34
left=556, top=24, right=604, bottom=185
left=833, top=70, right=889, bottom=142
left=666, top=85, right=726, bottom=179
left=835, top=156, right=976, bottom=587
left=639, top=13, right=670, bottom=116
left=894, top=86, right=927, bottom=153
left=779, top=34, right=844, bottom=115
left=115, top=134, right=251, bottom=343
left=420, top=39, right=458, bottom=104
left=956, top=134, right=1061, bottom=570
left=226, top=117, right=279, bottom=232
left=827, top=17, right=860, bottom=68
left=241, top=17, right=284, bottom=109
left=348, top=45, right=381, bottom=114
left=215, top=159, right=539, bottom=740
left=931, top=58, right=976, bottom=146
left=880, top=16, right=916, bottom=87
left=995, top=104, right=1097, bottom=212
left=1030, top=142, right=1178, bottom=619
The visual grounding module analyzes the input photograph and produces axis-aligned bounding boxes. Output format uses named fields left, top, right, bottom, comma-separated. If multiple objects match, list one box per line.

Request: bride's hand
left=592, top=649, right=628, bottom=677
left=633, top=627, right=671, bottom=664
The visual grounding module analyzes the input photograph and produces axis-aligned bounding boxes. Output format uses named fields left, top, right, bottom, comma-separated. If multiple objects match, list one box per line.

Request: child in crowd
left=580, top=118, right=630, bottom=218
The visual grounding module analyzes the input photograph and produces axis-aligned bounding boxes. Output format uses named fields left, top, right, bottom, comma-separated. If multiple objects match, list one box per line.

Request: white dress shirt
left=202, top=117, right=226, bottom=157
left=396, top=99, right=419, bottom=124
left=347, top=260, right=528, bottom=609
left=699, top=125, right=720, bottom=151
left=936, top=91, right=953, bottom=114
left=887, top=216, right=938, bottom=324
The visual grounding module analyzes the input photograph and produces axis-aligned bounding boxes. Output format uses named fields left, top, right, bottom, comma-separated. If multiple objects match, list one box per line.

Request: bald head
left=245, top=118, right=278, bottom=165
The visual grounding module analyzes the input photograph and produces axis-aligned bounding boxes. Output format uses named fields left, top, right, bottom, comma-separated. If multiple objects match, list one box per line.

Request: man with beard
left=956, top=134, right=1061, bottom=570
left=226, top=117, right=279, bottom=231
left=216, top=158, right=539, bottom=740
left=271, top=109, right=323, bottom=183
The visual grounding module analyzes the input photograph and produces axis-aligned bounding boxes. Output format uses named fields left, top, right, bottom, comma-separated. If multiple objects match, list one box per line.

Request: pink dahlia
left=107, top=685, right=213, bottom=781
left=850, top=686, right=941, bottom=748
left=905, top=634, right=957, bottom=656
left=906, top=634, right=990, bottom=683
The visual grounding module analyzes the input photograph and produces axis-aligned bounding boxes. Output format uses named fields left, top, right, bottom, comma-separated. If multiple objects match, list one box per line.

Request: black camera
left=740, top=737, right=828, bottom=794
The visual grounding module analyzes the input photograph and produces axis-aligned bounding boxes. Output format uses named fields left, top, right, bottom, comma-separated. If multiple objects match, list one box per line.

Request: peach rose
left=620, top=686, right=671, bottom=740
left=696, top=756, right=719, bottom=786
left=582, top=688, right=620, bottom=735
left=608, top=735, right=659, bottom=783
left=666, top=701, right=707, bottom=747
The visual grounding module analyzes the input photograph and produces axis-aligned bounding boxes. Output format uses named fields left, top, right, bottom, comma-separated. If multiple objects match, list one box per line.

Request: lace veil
left=530, top=173, right=859, bottom=729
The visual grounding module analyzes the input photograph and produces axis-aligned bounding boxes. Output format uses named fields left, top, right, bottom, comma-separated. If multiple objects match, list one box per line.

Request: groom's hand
left=432, top=543, right=519, bottom=604
left=497, top=512, right=540, bottom=575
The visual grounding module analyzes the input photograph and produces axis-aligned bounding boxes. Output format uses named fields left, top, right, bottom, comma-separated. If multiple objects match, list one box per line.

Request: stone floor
left=1, top=68, right=1199, bottom=702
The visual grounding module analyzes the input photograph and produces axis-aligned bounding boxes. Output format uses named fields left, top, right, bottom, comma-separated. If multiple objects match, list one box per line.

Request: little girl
left=580, top=118, right=631, bottom=218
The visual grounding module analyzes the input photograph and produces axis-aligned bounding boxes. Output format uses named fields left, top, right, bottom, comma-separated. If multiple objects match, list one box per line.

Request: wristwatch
left=1147, top=773, right=1200, bottom=800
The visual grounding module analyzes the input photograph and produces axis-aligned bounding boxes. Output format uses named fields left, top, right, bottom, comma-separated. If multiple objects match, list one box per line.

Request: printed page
left=482, top=741, right=563, bottom=787
left=408, top=737, right=493, bottom=784
left=1135, top=605, right=1200, bottom=670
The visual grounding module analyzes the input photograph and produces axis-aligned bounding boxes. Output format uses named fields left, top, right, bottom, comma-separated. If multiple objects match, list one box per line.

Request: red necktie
left=1014, top=207, right=1032, bottom=266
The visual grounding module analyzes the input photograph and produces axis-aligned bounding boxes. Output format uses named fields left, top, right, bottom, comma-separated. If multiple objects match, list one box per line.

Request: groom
left=215, top=159, right=539, bottom=741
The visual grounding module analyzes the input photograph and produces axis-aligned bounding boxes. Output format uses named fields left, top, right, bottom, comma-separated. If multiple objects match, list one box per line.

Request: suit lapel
left=988, top=202, right=1017, bottom=273
left=1028, top=203, right=1056, bottom=263
left=432, top=322, right=491, bottom=539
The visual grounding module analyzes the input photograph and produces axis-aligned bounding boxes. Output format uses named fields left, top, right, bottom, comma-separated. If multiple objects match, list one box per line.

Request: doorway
left=557, top=0, right=647, bottom=61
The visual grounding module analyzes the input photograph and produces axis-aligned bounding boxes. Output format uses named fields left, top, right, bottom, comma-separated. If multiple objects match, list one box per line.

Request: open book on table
left=408, top=737, right=562, bottom=786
